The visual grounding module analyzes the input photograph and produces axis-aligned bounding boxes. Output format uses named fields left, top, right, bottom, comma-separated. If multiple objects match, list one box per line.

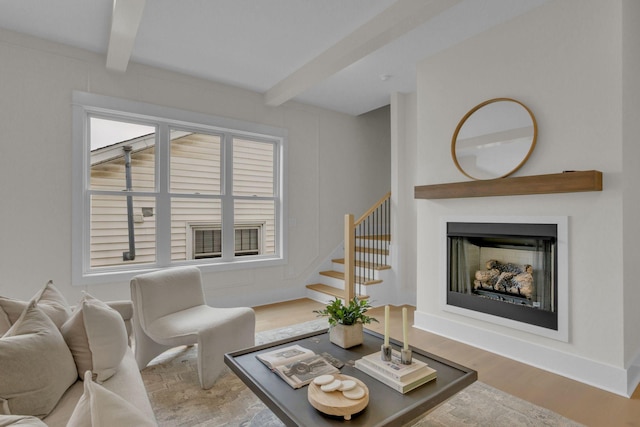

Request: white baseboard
left=414, top=310, right=637, bottom=398
left=207, top=286, right=306, bottom=309
left=627, top=351, right=640, bottom=397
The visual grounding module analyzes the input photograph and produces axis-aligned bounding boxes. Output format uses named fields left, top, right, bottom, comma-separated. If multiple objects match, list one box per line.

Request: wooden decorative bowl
left=307, top=374, right=369, bottom=420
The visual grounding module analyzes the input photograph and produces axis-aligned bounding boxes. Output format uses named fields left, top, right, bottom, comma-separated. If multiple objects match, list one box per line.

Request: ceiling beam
left=106, top=0, right=146, bottom=72
left=264, top=0, right=462, bottom=107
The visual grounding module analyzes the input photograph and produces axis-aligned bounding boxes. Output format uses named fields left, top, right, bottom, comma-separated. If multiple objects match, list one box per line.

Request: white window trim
left=71, top=91, right=288, bottom=286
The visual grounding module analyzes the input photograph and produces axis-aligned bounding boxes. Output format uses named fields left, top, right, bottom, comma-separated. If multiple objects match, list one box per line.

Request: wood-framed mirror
left=451, top=98, right=537, bottom=180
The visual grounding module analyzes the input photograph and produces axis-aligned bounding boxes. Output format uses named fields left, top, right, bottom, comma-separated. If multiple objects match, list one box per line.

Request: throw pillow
left=61, top=293, right=128, bottom=382
left=0, top=280, right=71, bottom=330
left=0, top=311, right=9, bottom=336
left=67, top=371, right=156, bottom=427
left=0, top=301, right=77, bottom=418
left=0, top=414, right=47, bottom=426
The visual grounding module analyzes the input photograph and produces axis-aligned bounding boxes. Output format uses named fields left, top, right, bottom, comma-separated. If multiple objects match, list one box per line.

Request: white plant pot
left=329, top=323, right=363, bottom=348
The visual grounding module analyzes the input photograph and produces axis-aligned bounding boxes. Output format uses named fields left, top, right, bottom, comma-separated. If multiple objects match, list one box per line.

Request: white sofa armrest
left=106, top=300, right=134, bottom=343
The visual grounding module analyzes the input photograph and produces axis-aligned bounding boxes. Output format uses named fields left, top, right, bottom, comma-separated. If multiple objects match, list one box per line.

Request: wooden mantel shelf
left=414, top=170, right=603, bottom=199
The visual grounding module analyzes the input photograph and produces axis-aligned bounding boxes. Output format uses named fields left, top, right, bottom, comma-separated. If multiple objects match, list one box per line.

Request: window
left=189, top=224, right=261, bottom=259
left=193, top=226, right=222, bottom=259
left=72, top=92, right=286, bottom=285
left=235, top=227, right=260, bottom=256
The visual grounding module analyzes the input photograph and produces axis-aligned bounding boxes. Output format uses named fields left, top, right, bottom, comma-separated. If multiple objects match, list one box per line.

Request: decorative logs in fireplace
left=473, top=260, right=534, bottom=299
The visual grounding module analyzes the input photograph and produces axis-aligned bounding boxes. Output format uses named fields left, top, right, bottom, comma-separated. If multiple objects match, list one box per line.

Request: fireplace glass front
left=447, top=222, right=557, bottom=330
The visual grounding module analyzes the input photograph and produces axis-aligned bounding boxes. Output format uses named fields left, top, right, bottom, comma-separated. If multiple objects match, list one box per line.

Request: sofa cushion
left=0, top=281, right=71, bottom=332
left=42, top=348, right=156, bottom=427
left=67, top=371, right=156, bottom=427
left=0, top=414, right=47, bottom=426
left=61, top=293, right=128, bottom=383
left=0, top=301, right=77, bottom=417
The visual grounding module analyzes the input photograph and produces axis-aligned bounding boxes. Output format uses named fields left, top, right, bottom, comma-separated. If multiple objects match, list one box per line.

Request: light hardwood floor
left=253, top=299, right=640, bottom=427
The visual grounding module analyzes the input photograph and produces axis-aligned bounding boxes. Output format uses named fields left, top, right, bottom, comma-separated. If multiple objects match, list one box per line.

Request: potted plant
left=314, top=297, right=378, bottom=348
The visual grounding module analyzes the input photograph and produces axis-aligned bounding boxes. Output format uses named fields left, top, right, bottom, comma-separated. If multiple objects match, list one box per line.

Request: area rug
left=141, top=319, right=583, bottom=426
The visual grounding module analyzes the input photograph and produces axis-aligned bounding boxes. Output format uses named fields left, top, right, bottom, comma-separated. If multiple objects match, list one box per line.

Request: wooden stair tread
left=306, top=283, right=369, bottom=300
left=319, top=270, right=383, bottom=285
left=332, top=258, right=391, bottom=271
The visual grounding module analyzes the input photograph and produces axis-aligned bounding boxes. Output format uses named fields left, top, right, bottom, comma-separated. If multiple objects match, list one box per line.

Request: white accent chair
left=130, top=266, right=255, bottom=389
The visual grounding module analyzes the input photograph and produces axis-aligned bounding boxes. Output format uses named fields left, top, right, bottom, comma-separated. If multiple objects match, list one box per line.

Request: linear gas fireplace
left=442, top=216, right=568, bottom=341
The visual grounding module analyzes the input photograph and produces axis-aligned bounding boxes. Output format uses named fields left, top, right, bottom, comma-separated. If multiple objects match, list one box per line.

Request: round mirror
left=451, top=98, right=537, bottom=180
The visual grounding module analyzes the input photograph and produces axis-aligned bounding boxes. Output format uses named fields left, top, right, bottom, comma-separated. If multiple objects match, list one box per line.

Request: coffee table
left=225, top=328, right=477, bottom=426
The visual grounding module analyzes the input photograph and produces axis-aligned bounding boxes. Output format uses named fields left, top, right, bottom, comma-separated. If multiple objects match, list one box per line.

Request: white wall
left=622, top=0, right=640, bottom=383
left=0, top=29, right=390, bottom=308
left=410, top=0, right=639, bottom=396
left=390, top=92, right=418, bottom=306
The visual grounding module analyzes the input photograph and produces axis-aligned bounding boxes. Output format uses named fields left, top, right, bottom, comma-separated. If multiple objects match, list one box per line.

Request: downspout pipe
left=123, top=146, right=136, bottom=261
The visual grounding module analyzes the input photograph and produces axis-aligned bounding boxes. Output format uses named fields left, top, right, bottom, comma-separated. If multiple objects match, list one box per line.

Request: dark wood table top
left=225, top=328, right=477, bottom=427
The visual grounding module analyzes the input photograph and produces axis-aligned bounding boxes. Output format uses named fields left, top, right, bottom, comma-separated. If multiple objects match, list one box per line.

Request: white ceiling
left=0, top=0, right=548, bottom=116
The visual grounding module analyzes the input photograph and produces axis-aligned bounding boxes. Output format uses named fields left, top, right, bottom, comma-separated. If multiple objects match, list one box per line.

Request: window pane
left=235, top=228, right=259, bottom=256
left=194, top=228, right=222, bottom=258
left=90, top=195, right=156, bottom=267
left=171, top=198, right=222, bottom=261
left=235, top=199, right=275, bottom=255
left=233, top=138, right=274, bottom=196
left=170, top=131, right=222, bottom=195
left=90, top=117, right=155, bottom=191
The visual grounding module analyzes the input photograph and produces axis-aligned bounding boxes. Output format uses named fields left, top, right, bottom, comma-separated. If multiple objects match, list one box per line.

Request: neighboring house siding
left=89, top=134, right=275, bottom=268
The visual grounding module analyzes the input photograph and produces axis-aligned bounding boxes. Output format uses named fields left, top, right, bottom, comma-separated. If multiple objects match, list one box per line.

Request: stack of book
left=355, top=350, right=437, bottom=394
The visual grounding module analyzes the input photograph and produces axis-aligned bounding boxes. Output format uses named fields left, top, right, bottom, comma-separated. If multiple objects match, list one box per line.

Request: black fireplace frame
left=446, top=222, right=558, bottom=331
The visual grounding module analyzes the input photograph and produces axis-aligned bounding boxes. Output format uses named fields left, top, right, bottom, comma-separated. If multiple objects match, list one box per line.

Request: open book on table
left=256, top=344, right=339, bottom=389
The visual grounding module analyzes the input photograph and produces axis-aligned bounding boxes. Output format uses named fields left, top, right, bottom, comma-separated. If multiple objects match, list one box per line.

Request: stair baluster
left=307, top=192, right=391, bottom=302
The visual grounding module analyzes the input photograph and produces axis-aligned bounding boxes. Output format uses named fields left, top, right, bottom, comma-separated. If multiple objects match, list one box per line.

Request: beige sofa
left=0, top=283, right=156, bottom=426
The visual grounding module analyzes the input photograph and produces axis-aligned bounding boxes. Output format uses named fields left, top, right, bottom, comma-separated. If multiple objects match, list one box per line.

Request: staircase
left=306, top=193, right=391, bottom=304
